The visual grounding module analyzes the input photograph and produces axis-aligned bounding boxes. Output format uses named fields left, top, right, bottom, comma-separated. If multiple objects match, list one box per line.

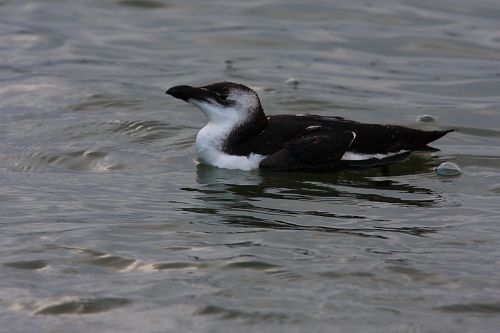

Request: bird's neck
left=223, top=107, right=268, bottom=155
left=196, top=106, right=268, bottom=160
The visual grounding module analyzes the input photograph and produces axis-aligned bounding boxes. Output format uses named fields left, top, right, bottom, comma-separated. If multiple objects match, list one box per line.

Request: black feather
left=225, top=115, right=452, bottom=156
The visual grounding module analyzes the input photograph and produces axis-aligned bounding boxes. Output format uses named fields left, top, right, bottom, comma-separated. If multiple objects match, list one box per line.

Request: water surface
left=1, top=0, right=500, bottom=332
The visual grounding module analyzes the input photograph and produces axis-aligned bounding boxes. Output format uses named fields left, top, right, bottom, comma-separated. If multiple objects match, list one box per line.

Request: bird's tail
left=408, top=129, right=455, bottom=150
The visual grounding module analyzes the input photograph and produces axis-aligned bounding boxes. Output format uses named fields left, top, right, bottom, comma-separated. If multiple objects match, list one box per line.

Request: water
left=1, top=0, right=500, bottom=332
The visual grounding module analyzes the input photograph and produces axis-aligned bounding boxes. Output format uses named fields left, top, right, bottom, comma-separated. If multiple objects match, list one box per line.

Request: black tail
left=409, top=129, right=454, bottom=150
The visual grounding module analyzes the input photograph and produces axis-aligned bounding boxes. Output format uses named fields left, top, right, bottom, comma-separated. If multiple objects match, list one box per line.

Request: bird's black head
left=166, top=81, right=265, bottom=125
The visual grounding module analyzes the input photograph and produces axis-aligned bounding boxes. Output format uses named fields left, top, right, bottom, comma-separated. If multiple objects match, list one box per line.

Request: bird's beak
left=166, top=85, right=218, bottom=103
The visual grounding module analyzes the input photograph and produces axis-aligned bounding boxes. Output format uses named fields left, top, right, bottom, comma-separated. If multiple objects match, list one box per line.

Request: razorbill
left=166, top=82, right=453, bottom=171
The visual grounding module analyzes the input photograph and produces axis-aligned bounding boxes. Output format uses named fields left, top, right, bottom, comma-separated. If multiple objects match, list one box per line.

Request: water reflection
left=184, top=159, right=439, bottom=238
left=195, top=154, right=438, bottom=205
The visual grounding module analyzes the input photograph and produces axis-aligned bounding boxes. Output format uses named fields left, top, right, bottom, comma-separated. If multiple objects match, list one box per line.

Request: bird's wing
left=324, top=120, right=454, bottom=153
left=339, top=150, right=412, bottom=168
left=259, top=127, right=355, bottom=171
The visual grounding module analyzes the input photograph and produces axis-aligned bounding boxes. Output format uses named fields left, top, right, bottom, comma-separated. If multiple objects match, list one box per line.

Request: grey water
left=1, top=0, right=500, bottom=332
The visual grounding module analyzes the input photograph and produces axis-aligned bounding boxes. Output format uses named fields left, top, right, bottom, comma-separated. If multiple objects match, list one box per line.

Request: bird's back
left=224, top=114, right=452, bottom=157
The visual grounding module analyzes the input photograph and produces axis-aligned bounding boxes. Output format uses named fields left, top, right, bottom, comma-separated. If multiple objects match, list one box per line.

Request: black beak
left=166, top=85, right=218, bottom=103
left=166, top=85, right=194, bottom=101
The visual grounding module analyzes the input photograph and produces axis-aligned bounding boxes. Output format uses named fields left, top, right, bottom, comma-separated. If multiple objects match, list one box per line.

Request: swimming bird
left=166, top=82, right=452, bottom=171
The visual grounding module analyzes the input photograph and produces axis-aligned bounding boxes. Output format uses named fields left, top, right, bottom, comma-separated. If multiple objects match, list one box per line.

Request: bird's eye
left=219, top=94, right=228, bottom=100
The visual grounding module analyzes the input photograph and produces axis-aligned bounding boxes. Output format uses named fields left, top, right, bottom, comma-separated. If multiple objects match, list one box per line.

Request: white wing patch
left=341, top=150, right=408, bottom=161
left=305, top=125, right=321, bottom=130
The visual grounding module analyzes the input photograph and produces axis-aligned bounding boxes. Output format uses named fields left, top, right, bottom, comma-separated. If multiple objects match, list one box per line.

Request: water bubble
left=285, top=78, right=300, bottom=88
left=224, top=59, right=234, bottom=70
left=418, top=114, right=436, bottom=122
left=436, top=162, right=461, bottom=176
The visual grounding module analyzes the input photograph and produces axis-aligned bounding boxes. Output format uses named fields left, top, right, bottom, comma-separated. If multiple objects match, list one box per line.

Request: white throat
left=195, top=121, right=264, bottom=171
left=190, top=92, right=266, bottom=170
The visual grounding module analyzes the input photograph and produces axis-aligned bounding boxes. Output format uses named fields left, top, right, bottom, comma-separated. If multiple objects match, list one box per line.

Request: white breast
left=196, top=123, right=265, bottom=171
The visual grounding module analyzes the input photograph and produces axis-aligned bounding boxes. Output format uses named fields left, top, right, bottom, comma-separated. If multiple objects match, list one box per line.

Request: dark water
left=1, top=0, right=500, bottom=332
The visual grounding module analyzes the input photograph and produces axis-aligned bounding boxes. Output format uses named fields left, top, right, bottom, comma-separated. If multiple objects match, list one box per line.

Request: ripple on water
left=385, top=265, right=441, bottom=283
left=223, top=260, right=280, bottom=271
left=34, top=297, right=130, bottom=315
left=69, top=94, right=145, bottom=112
left=116, top=0, right=170, bottom=9
left=55, top=246, right=137, bottom=271
left=84, top=255, right=137, bottom=271
left=318, top=271, right=377, bottom=279
left=489, top=184, right=500, bottom=194
left=3, top=149, right=123, bottom=172
left=0, top=28, right=65, bottom=53
left=152, top=262, right=201, bottom=270
left=436, top=301, right=500, bottom=314
left=4, top=260, right=48, bottom=270
left=107, top=120, right=182, bottom=144
left=195, top=305, right=289, bottom=323
left=402, top=79, right=500, bottom=98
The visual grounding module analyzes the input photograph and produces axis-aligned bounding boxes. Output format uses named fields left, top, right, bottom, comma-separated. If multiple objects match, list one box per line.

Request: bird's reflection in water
left=184, top=154, right=441, bottom=238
